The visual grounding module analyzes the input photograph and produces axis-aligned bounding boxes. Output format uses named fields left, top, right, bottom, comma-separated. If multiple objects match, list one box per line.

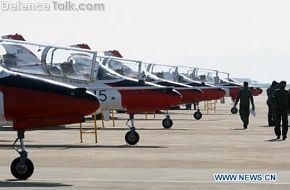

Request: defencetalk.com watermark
left=0, top=1, right=105, bottom=12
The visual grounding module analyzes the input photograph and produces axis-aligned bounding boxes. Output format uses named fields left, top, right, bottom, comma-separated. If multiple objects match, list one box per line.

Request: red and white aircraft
left=72, top=44, right=207, bottom=127
left=97, top=55, right=209, bottom=121
left=93, top=50, right=227, bottom=120
left=143, top=63, right=226, bottom=119
left=0, top=66, right=100, bottom=180
left=179, top=67, right=263, bottom=101
left=0, top=34, right=182, bottom=145
left=100, top=51, right=227, bottom=118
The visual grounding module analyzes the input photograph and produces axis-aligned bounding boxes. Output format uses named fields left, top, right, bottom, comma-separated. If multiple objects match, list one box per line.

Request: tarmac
left=1, top=92, right=290, bottom=190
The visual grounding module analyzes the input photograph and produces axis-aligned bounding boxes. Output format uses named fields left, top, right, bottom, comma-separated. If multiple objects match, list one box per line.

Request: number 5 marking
left=98, top=90, right=107, bottom=101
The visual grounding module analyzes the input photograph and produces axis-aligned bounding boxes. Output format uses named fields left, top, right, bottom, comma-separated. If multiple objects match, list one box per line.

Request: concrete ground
left=1, top=92, right=290, bottom=190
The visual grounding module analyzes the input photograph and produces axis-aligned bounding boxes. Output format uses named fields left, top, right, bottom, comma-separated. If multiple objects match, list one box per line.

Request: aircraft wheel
left=11, top=157, right=34, bottom=180
left=193, top=111, right=202, bottom=120
left=125, top=131, right=140, bottom=145
left=162, top=118, right=173, bottom=129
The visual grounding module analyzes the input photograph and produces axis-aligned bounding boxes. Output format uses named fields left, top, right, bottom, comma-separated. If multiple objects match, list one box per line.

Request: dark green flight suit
left=272, top=89, right=290, bottom=139
left=267, top=85, right=276, bottom=126
left=234, top=87, right=255, bottom=128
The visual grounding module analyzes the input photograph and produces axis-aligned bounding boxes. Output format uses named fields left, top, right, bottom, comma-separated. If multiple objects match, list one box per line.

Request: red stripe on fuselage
left=199, top=88, right=226, bottom=101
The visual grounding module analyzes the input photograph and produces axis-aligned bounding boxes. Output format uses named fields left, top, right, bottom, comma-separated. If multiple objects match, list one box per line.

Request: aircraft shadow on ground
left=1, top=126, right=189, bottom=131
left=97, top=127, right=189, bottom=131
left=0, top=144, right=166, bottom=149
left=0, top=126, right=68, bottom=131
left=37, top=127, right=189, bottom=131
left=0, top=180, right=71, bottom=188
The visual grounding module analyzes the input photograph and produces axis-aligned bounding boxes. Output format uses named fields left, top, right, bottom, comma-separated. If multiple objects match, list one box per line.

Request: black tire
left=193, top=111, right=202, bottom=120
left=162, top=118, right=173, bottom=129
left=231, top=107, right=238, bottom=114
left=11, top=157, right=34, bottom=180
left=125, top=131, right=140, bottom=145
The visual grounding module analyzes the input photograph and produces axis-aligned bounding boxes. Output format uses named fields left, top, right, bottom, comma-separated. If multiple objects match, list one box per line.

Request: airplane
left=90, top=49, right=227, bottom=120
left=96, top=55, right=208, bottom=120
left=101, top=50, right=262, bottom=102
left=179, top=67, right=263, bottom=101
left=143, top=63, right=227, bottom=118
left=0, top=66, right=100, bottom=180
left=71, top=44, right=206, bottom=126
left=0, top=34, right=182, bottom=145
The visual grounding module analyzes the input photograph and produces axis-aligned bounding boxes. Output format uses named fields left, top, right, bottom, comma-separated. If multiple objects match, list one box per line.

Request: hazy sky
left=1, top=0, right=290, bottom=83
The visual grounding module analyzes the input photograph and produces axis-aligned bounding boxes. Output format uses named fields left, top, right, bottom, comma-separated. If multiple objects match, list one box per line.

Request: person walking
left=233, top=82, right=255, bottom=129
left=272, top=81, right=290, bottom=140
left=267, top=81, right=278, bottom=126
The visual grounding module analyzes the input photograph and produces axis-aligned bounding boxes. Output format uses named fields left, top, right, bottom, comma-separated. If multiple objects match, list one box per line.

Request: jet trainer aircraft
left=102, top=50, right=262, bottom=103
left=0, top=66, right=100, bottom=180
left=95, top=50, right=227, bottom=119
left=0, top=34, right=182, bottom=145
left=178, top=67, right=263, bottom=101
left=71, top=44, right=206, bottom=127
left=97, top=55, right=207, bottom=121
left=103, top=55, right=226, bottom=120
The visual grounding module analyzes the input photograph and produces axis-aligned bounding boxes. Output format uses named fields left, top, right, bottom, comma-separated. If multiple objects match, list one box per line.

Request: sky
left=1, top=0, right=290, bottom=83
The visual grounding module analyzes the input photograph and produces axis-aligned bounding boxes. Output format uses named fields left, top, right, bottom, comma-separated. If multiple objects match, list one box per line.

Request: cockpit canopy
left=0, top=40, right=125, bottom=82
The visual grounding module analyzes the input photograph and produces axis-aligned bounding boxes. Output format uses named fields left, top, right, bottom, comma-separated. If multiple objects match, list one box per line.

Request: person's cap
left=243, top=81, right=248, bottom=86
left=272, top=80, right=277, bottom=85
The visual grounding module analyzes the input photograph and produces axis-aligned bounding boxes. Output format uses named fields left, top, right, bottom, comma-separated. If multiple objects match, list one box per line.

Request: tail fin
left=71, top=44, right=91, bottom=50
left=104, top=50, right=123, bottom=58
left=2, top=33, right=26, bottom=41
left=1, top=34, right=40, bottom=66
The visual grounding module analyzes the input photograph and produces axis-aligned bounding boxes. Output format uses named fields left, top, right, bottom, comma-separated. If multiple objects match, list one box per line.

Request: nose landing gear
left=125, top=114, right=140, bottom=145
left=11, top=131, right=34, bottom=180
left=193, top=110, right=202, bottom=120
left=162, top=112, right=173, bottom=129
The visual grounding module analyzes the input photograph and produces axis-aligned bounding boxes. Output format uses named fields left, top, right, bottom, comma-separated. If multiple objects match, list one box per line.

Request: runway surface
left=1, top=92, right=290, bottom=189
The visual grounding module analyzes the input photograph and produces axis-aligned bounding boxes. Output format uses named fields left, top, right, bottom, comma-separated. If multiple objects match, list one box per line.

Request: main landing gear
left=193, top=103, right=202, bottom=120
left=125, top=114, right=140, bottom=145
left=162, top=110, right=173, bottom=129
left=11, top=131, right=34, bottom=180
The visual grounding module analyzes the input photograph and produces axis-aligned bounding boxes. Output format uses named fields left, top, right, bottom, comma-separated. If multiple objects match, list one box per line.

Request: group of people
left=267, top=80, right=290, bottom=140
left=233, top=80, right=290, bottom=141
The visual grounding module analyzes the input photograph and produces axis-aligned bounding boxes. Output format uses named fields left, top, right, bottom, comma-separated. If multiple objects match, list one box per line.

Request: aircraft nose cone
left=153, top=87, right=182, bottom=108
left=178, top=88, right=203, bottom=104
left=256, top=87, right=263, bottom=95
left=165, top=88, right=182, bottom=105
left=217, top=87, right=227, bottom=97
left=71, top=88, right=100, bottom=115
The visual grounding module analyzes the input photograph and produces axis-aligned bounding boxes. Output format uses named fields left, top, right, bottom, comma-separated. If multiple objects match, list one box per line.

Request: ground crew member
left=267, top=81, right=278, bottom=126
left=233, top=82, right=255, bottom=129
left=272, top=81, right=290, bottom=140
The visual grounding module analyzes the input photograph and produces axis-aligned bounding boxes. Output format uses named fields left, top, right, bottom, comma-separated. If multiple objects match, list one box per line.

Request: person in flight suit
left=272, top=81, right=290, bottom=140
left=267, top=81, right=278, bottom=126
left=233, top=82, right=255, bottom=129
